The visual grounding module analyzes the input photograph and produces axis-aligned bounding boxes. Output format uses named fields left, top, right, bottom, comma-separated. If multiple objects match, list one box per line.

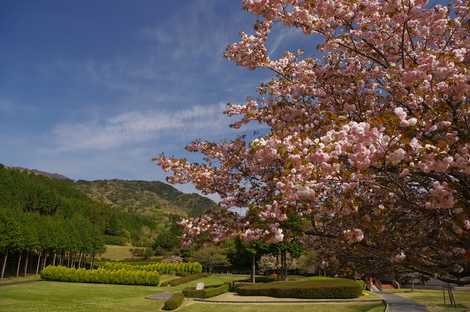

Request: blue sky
left=0, top=0, right=450, bottom=195
left=0, top=0, right=307, bottom=194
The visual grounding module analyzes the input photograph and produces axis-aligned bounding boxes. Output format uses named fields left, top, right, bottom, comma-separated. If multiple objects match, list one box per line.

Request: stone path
left=145, top=292, right=173, bottom=301
left=381, top=292, right=428, bottom=312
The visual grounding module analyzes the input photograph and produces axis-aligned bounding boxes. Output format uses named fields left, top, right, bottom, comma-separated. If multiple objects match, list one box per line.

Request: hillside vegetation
left=0, top=166, right=218, bottom=276
left=75, top=179, right=217, bottom=218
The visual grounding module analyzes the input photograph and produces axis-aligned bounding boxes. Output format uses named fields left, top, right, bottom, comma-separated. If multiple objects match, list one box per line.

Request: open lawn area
left=0, top=278, right=385, bottom=312
left=98, top=245, right=144, bottom=261
left=178, top=302, right=384, bottom=312
left=388, top=289, right=470, bottom=312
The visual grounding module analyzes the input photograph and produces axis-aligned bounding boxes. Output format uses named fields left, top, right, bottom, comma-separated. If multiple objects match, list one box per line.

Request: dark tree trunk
left=16, top=252, right=22, bottom=277
left=281, top=250, right=288, bottom=281
left=91, top=253, right=95, bottom=269
left=24, top=252, right=29, bottom=276
left=1, top=251, right=8, bottom=279
left=36, top=252, right=42, bottom=275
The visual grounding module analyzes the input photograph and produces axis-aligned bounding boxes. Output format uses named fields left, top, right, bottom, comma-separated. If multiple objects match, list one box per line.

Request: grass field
left=0, top=274, right=385, bottom=312
left=98, top=245, right=144, bottom=261
left=178, top=303, right=384, bottom=312
left=389, top=289, right=470, bottom=312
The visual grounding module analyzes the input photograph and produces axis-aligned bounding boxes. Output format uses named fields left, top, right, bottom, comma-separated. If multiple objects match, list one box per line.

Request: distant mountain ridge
left=0, top=164, right=217, bottom=218
left=75, top=179, right=218, bottom=217
left=0, top=164, right=218, bottom=247
left=2, top=164, right=72, bottom=181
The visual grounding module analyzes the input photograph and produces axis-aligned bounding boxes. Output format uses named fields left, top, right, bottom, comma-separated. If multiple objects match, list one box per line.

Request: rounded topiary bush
left=162, top=293, right=184, bottom=310
left=237, top=278, right=363, bottom=299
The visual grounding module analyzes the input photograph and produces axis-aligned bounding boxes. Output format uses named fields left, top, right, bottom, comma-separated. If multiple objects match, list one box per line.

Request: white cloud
left=52, top=103, right=229, bottom=151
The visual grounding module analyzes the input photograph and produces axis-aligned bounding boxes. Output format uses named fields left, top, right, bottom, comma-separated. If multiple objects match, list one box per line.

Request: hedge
left=162, top=293, right=184, bottom=310
left=98, top=262, right=202, bottom=274
left=40, top=265, right=160, bottom=286
left=237, top=278, right=363, bottom=299
left=183, top=283, right=229, bottom=298
left=160, top=273, right=208, bottom=287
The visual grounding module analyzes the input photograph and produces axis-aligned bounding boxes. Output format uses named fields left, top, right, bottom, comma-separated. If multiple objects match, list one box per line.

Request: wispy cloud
left=52, top=103, right=230, bottom=151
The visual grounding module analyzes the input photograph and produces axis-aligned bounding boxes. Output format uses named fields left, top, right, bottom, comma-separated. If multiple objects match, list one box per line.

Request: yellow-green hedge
left=41, top=265, right=160, bottom=286
left=98, top=261, right=202, bottom=274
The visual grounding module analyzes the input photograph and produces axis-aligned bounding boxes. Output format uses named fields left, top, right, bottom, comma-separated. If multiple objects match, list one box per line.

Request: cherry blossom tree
left=156, top=0, right=469, bottom=284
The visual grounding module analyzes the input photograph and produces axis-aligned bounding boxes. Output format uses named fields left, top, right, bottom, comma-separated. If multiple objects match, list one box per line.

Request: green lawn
left=98, top=245, right=144, bottom=261
left=0, top=274, right=385, bottom=312
left=0, top=275, right=40, bottom=286
left=389, top=289, right=470, bottom=312
left=168, top=274, right=249, bottom=291
left=179, top=303, right=384, bottom=312
left=0, top=281, right=161, bottom=312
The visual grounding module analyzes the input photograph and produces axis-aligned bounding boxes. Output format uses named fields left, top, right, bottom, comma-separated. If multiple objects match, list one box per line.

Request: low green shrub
left=237, top=278, right=362, bottom=299
left=239, top=276, right=278, bottom=283
left=160, top=273, right=208, bottom=287
left=97, top=261, right=202, bottom=274
left=162, top=293, right=184, bottom=310
left=183, top=283, right=229, bottom=298
left=40, top=265, right=160, bottom=286
left=230, top=276, right=278, bottom=291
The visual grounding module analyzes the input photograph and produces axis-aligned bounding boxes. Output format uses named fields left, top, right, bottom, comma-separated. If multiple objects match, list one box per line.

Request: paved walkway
left=381, top=292, right=428, bottom=312
left=193, top=292, right=383, bottom=304
left=145, top=292, right=173, bottom=301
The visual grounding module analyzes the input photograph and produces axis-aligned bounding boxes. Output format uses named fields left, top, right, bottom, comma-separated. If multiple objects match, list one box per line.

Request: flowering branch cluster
left=155, top=0, right=469, bottom=282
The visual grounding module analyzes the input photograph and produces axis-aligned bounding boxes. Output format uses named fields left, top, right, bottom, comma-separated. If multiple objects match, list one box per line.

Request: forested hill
left=0, top=165, right=218, bottom=247
left=75, top=180, right=218, bottom=218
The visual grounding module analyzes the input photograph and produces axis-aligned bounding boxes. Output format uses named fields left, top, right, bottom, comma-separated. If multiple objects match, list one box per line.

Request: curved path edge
left=380, top=292, right=428, bottom=312
left=193, top=298, right=385, bottom=305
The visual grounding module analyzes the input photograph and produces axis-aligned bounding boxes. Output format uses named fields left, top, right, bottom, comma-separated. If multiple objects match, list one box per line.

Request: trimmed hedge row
left=40, top=265, right=160, bottom=286
left=162, top=293, right=184, bottom=310
left=98, top=261, right=202, bottom=274
left=183, top=283, right=229, bottom=298
left=161, top=273, right=208, bottom=287
left=237, top=278, right=363, bottom=299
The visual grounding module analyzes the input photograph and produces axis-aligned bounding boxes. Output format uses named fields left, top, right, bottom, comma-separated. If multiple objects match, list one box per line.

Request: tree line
left=0, top=166, right=106, bottom=278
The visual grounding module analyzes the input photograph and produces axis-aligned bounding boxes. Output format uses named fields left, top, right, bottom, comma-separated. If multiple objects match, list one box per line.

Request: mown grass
left=389, top=289, right=470, bottom=312
left=0, top=281, right=161, bottom=312
left=178, top=302, right=385, bottom=312
left=0, top=274, right=386, bottom=312
left=98, top=245, right=144, bottom=261
left=0, top=275, right=40, bottom=286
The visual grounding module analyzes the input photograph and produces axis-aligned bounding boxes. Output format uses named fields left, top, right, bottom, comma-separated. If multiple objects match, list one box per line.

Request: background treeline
left=0, top=165, right=220, bottom=278
left=0, top=166, right=109, bottom=278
